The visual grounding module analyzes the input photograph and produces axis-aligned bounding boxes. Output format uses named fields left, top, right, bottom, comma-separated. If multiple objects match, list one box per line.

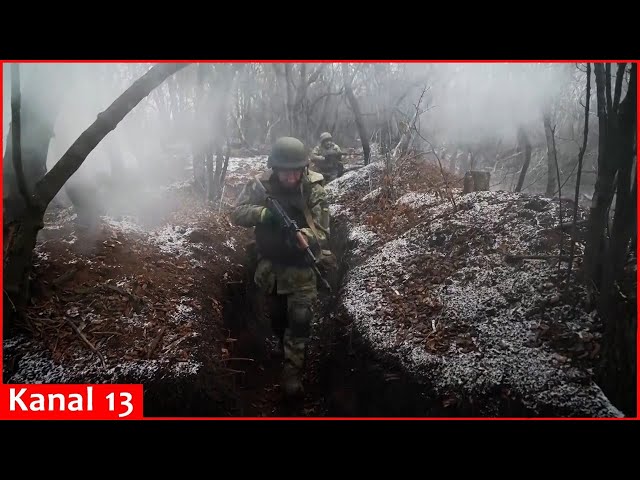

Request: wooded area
left=2, top=62, right=636, bottom=417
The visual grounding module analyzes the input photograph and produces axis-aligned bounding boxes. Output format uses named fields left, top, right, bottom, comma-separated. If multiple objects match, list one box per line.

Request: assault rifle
left=254, top=178, right=332, bottom=291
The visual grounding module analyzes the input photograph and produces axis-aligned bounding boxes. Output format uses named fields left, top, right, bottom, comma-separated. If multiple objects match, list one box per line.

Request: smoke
left=3, top=63, right=234, bottom=231
left=412, top=63, right=575, bottom=146
left=3, top=61, right=584, bottom=227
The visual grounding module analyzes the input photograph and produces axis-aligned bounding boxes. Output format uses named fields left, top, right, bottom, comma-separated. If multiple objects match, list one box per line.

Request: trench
left=140, top=220, right=541, bottom=418
left=307, top=219, right=545, bottom=417
left=210, top=227, right=536, bottom=418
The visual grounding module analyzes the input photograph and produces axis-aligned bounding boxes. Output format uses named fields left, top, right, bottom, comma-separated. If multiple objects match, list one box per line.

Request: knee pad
left=288, top=303, right=313, bottom=338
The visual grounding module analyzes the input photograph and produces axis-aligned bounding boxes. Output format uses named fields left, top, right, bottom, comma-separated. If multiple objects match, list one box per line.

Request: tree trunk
left=515, top=127, right=532, bottom=192
left=597, top=64, right=636, bottom=416
left=578, top=62, right=637, bottom=417
left=584, top=64, right=617, bottom=290
left=3, top=104, right=58, bottom=224
left=193, top=152, right=206, bottom=193
left=543, top=113, right=557, bottom=196
left=3, top=62, right=188, bottom=329
left=3, top=210, right=45, bottom=332
left=342, top=64, right=370, bottom=165
left=211, top=65, right=234, bottom=201
left=314, top=95, right=331, bottom=140
left=212, top=146, right=224, bottom=202
left=284, top=64, right=294, bottom=135
left=219, top=147, right=230, bottom=201
left=608, top=64, right=636, bottom=283
left=345, top=85, right=370, bottom=165
left=206, top=148, right=214, bottom=202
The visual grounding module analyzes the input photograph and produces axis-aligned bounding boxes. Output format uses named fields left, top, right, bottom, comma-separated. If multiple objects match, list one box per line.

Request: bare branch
left=605, top=63, right=612, bottom=115
left=414, top=129, right=457, bottom=211
left=10, top=64, right=33, bottom=209
left=575, top=63, right=589, bottom=74
left=35, top=63, right=189, bottom=208
left=66, top=318, right=106, bottom=367
left=521, top=156, right=551, bottom=191
left=613, top=63, right=626, bottom=113
left=392, top=85, right=429, bottom=160
left=551, top=124, right=564, bottom=276
left=309, top=88, right=345, bottom=112
left=307, top=65, right=325, bottom=85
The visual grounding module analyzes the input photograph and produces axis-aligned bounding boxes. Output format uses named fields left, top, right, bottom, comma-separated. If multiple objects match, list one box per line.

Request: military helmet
left=268, top=136, right=309, bottom=169
left=319, top=132, right=333, bottom=142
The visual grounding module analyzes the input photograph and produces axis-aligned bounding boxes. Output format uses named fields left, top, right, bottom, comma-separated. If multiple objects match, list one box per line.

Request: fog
left=3, top=61, right=589, bottom=227
left=421, top=63, right=574, bottom=145
left=352, top=62, right=575, bottom=146
left=2, top=63, right=235, bottom=229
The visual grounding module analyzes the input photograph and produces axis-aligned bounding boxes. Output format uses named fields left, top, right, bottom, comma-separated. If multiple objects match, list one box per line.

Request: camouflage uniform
left=230, top=137, right=331, bottom=398
left=310, top=132, right=344, bottom=184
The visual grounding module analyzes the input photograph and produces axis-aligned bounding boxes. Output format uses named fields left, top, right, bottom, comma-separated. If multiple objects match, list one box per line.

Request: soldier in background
left=310, top=132, right=344, bottom=184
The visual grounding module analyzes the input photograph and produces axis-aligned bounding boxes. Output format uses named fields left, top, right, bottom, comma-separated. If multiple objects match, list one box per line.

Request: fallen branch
left=541, top=219, right=589, bottom=233
left=163, top=334, right=189, bottom=353
left=72, top=286, right=100, bottom=295
left=4, top=289, right=17, bottom=312
left=104, top=283, right=138, bottom=300
left=65, top=318, right=106, bottom=367
left=52, top=267, right=78, bottom=286
left=505, top=254, right=576, bottom=262
left=146, top=326, right=167, bottom=359
left=104, top=283, right=143, bottom=312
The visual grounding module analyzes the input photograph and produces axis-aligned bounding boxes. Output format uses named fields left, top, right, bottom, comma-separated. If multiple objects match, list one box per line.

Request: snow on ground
left=332, top=164, right=621, bottom=417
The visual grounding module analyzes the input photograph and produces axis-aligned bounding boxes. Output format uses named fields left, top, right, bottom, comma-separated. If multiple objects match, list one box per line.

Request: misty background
left=2, top=62, right=636, bottom=418
left=2, top=62, right=604, bottom=226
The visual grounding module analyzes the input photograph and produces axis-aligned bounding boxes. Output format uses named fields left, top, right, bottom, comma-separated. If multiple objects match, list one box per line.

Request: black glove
left=259, top=207, right=280, bottom=226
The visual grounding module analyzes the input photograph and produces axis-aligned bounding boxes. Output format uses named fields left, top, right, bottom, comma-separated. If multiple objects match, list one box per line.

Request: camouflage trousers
left=252, top=258, right=318, bottom=375
left=318, top=168, right=341, bottom=185
left=311, top=164, right=342, bottom=185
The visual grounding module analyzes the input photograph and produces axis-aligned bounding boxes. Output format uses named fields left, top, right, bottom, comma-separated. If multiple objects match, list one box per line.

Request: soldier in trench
left=309, top=132, right=345, bottom=184
left=230, top=136, right=337, bottom=399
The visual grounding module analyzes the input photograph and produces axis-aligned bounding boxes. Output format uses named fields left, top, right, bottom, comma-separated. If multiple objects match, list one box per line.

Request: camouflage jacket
left=310, top=142, right=343, bottom=172
left=230, top=170, right=330, bottom=266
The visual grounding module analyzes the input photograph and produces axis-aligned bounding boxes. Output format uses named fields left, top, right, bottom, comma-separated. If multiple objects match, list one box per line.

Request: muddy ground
left=3, top=150, right=633, bottom=417
left=2, top=154, right=349, bottom=417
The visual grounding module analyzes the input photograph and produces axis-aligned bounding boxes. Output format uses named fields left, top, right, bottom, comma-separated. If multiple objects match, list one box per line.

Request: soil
left=2, top=154, right=344, bottom=417
left=324, top=157, right=627, bottom=417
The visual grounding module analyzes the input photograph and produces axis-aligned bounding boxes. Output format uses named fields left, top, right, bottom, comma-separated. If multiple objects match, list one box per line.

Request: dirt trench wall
left=322, top=162, right=624, bottom=418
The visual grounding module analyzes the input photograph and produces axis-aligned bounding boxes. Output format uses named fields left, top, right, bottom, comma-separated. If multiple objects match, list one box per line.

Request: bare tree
left=3, top=63, right=189, bottom=327
left=543, top=112, right=558, bottom=196
left=342, top=64, right=371, bottom=165
left=514, top=127, right=532, bottom=192
left=584, top=62, right=636, bottom=416
left=567, top=63, right=591, bottom=280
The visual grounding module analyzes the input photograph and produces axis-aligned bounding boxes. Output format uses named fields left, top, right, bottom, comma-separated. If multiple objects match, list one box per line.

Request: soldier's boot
left=271, top=313, right=287, bottom=360
left=281, top=362, right=304, bottom=399
left=282, top=331, right=307, bottom=399
left=266, top=331, right=284, bottom=359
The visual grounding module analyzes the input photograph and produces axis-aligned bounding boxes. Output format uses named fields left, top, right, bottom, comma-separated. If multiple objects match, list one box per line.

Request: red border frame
left=1, top=59, right=637, bottom=421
